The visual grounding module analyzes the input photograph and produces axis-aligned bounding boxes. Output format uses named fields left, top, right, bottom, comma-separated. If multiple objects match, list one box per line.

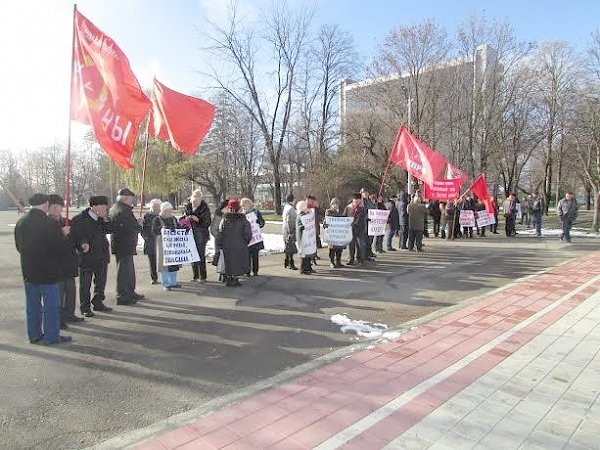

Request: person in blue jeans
left=14, top=193, right=72, bottom=345
left=152, top=202, right=182, bottom=291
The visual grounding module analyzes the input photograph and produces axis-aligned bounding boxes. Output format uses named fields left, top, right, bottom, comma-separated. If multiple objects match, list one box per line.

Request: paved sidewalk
left=126, top=252, right=600, bottom=450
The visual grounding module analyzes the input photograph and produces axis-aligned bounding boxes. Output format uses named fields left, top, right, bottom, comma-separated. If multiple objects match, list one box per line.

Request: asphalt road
left=0, top=210, right=597, bottom=449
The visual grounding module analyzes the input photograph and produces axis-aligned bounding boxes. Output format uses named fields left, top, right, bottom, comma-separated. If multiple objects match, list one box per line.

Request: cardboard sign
left=368, top=209, right=390, bottom=236
left=246, top=211, right=263, bottom=247
left=476, top=210, right=496, bottom=227
left=458, top=210, right=476, bottom=228
left=324, top=216, right=353, bottom=247
left=424, top=179, right=462, bottom=201
left=161, top=229, right=200, bottom=266
left=299, top=209, right=317, bottom=255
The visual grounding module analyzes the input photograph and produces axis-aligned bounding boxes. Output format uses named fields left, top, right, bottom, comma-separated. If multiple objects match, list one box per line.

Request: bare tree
left=201, top=3, right=313, bottom=214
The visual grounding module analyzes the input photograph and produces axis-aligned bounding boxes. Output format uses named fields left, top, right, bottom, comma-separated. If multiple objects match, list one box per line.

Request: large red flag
left=71, top=10, right=151, bottom=169
left=389, top=126, right=447, bottom=188
left=149, top=79, right=215, bottom=154
left=468, top=174, right=494, bottom=213
left=445, top=162, right=469, bottom=185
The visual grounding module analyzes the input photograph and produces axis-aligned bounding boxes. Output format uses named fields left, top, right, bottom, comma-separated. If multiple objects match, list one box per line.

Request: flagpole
left=377, top=157, right=392, bottom=199
left=138, top=121, right=150, bottom=219
left=65, top=3, right=77, bottom=221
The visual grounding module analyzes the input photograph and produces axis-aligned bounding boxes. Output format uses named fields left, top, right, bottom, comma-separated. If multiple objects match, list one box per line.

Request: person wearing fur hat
left=71, top=195, right=113, bottom=317
left=184, top=189, right=211, bottom=282
left=324, top=197, right=345, bottom=268
left=15, top=193, right=72, bottom=344
left=142, top=199, right=161, bottom=285
left=241, top=198, right=265, bottom=276
left=216, top=199, right=252, bottom=287
left=152, top=202, right=181, bottom=291
left=282, top=194, right=298, bottom=270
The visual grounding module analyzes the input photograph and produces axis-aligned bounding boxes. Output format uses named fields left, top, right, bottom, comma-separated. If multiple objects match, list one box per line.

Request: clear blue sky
left=1, top=0, right=598, bottom=151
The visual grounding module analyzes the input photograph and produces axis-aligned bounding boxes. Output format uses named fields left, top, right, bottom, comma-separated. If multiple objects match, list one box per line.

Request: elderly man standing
left=142, top=198, right=162, bottom=284
left=558, top=192, right=578, bottom=243
left=15, top=193, right=72, bottom=344
left=109, top=188, right=143, bottom=305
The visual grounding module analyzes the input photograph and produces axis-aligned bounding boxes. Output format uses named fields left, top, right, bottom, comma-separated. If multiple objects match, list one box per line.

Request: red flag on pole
left=467, top=174, right=494, bottom=213
left=148, top=78, right=215, bottom=154
left=71, top=10, right=151, bottom=169
left=445, top=162, right=469, bottom=185
left=389, top=126, right=447, bottom=188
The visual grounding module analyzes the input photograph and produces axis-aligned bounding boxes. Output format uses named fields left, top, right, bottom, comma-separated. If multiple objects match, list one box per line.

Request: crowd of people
left=14, top=185, right=578, bottom=345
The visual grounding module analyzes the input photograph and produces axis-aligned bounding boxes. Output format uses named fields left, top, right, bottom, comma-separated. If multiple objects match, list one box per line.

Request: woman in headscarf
left=184, top=189, right=211, bottom=282
left=241, top=198, right=265, bottom=277
left=324, top=197, right=345, bottom=268
left=152, top=202, right=181, bottom=291
left=216, top=199, right=252, bottom=287
left=210, top=199, right=229, bottom=278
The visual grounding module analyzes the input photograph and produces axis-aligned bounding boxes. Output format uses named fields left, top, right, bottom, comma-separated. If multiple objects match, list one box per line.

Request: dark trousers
left=367, top=235, right=374, bottom=255
left=284, top=253, right=297, bottom=268
left=60, top=277, right=77, bottom=322
left=329, top=248, right=343, bottom=265
left=192, top=233, right=208, bottom=280
left=433, top=218, right=441, bottom=237
left=401, top=222, right=409, bottom=248
left=375, top=235, right=384, bottom=252
left=116, top=254, right=136, bottom=301
left=301, top=257, right=312, bottom=273
left=147, top=253, right=158, bottom=282
left=463, top=226, right=473, bottom=238
left=79, top=264, right=108, bottom=313
left=408, top=229, right=424, bottom=251
left=249, top=248, right=260, bottom=275
left=561, top=219, right=573, bottom=241
left=348, top=232, right=363, bottom=262
left=505, top=215, right=516, bottom=237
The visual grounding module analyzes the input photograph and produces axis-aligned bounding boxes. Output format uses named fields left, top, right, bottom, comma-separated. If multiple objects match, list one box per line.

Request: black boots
left=285, top=254, right=298, bottom=270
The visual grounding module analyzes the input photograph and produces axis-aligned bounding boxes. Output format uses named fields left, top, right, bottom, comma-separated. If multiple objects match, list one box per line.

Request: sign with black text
left=161, top=229, right=200, bottom=266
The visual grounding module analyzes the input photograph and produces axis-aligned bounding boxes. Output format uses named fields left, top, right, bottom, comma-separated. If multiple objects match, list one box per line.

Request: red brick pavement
left=133, top=251, right=600, bottom=450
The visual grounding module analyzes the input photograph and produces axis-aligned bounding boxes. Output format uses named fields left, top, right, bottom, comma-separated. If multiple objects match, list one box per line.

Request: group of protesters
left=14, top=183, right=579, bottom=345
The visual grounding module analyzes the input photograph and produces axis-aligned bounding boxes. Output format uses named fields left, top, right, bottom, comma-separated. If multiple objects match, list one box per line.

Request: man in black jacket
left=109, top=188, right=143, bottom=305
left=48, top=194, right=84, bottom=328
left=15, top=193, right=71, bottom=344
left=71, top=195, right=113, bottom=316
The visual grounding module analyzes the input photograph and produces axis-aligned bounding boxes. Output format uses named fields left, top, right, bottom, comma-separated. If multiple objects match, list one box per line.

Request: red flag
left=71, top=10, right=151, bottom=169
left=445, top=162, right=469, bottom=185
left=389, top=127, right=447, bottom=188
left=468, top=174, right=494, bottom=213
left=149, top=79, right=215, bottom=154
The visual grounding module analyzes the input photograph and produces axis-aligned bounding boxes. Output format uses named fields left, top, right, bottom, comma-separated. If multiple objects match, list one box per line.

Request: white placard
left=161, top=229, right=200, bottom=266
left=368, top=209, right=391, bottom=236
left=246, top=211, right=263, bottom=247
left=299, top=210, right=317, bottom=256
left=324, top=216, right=353, bottom=247
left=516, top=203, right=522, bottom=219
left=476, top=211, right=496, bottom=227
left=459, top=210, right=476, bottom=227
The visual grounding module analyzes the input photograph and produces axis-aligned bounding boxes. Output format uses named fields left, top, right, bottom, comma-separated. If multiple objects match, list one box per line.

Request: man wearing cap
left=14, top=193, right=72, bottom=344
left=71, top=195, right=113, bottom=316
left=47, top=194, right=84, bottom=327
left=109, top=188, right=144, bottom=305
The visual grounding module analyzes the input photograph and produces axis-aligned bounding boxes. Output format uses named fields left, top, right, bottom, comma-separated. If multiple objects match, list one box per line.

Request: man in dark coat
left=15, top=193, right=71, bottom=344
left=361, top=188, right=376, bottom=259
left=428, top=200, right=442, bottom=237
left=142, top=199, right=161, bottom=284
left=407, top=194, right=427, bottom=252
left=47, top=194, right=84, bottom=328
left=71, top=195, right=113, bottom=316
left=386, top=195, right=400, bottom=251
left=215, top=199, right=252, bottom=287
left=461, top=193, right=477, bottom=238
left=396, top=190, right=410, bottom=249
left=343, top=193, right=367, bottom=265
left=184, top=190, right=211, bottom=282
left=108, top=188, right=143, bottom=305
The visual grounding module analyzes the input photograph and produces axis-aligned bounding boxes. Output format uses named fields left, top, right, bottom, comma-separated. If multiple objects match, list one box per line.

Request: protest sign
left=161, top=229, right=200, bottom=266
left=423, top=179, right=462, bottom=201
left=476, top=210, right=496, bottom=227
left=368, top=209, right=390, bottom=236
left=324, top=216, right=353, bottom=247
left=299, top=209, right=317, bottom=255
left=246, top=211, right=263, bottom=247
left=459, top=210, right=476, bottom=227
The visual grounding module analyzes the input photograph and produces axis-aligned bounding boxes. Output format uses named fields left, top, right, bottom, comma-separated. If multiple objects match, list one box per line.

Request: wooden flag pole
left=138, top=122, right=150, bottom=219
left=65, top=3, right=77, bottom=221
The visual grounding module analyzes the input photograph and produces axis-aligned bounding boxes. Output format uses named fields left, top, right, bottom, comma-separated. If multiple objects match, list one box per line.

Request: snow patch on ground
left=330, top=314, right=391, bottom=339
left=519, top=228, right=600, bottom=238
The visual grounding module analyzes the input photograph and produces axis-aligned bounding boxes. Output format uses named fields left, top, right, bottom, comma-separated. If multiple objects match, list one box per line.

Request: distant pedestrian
left=361, top=188, right=376, bottom=259
left=531, top=192, right=544, bottom=237
left=210, top=199, right=229, bottom=273
left=386, top=195, right=399, bottom=251
left=324, top=198, right=345, bottom=268
left=142, top=199, right=161, bottom=284
left=428, top=199, right=442, bottom=237
left=296, top=200, right=316, bottom=274
left=344, top=193, right=367, bottom=265
left=396, top=190, right=409, bottom=249
left=216, top=199, right=252, bottom=287
left=374, top=194, right=387, bottom=253
left=461, top=193, right=476, bottom=238
left=15, top=193, right=71, bottom=345
left=489, top=197, right=499, bottom=234
left=558, top=192, right=578, bottom=243
left=407, top=194, right=427, bottom=252
left=503, top=193, right=518, bottom=237
left=109, top=188, right=144, bottom=305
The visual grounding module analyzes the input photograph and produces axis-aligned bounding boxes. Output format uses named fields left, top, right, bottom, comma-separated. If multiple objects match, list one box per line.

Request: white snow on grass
left=331, top=314, right=401, bottom=339
left=519, top=228, right=600, bottom=238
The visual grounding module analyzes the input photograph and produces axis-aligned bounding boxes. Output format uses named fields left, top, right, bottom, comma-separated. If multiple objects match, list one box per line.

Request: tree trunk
left=594, top=189, right=600, bottom=232
left=543, top=157, right=553, bottom=214
left=273, top=159, right=283, bottom=215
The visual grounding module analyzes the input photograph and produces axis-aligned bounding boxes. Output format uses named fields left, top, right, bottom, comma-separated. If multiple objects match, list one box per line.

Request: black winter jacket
left=142, top=212, right=159, bottom=255
left=108, top=201, right=142, bottom=255
left=15, top=209, right=64, bottom=284
left=184, top=200, right=211, bottom=237
left=71, top=208, right=111, bottom=270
